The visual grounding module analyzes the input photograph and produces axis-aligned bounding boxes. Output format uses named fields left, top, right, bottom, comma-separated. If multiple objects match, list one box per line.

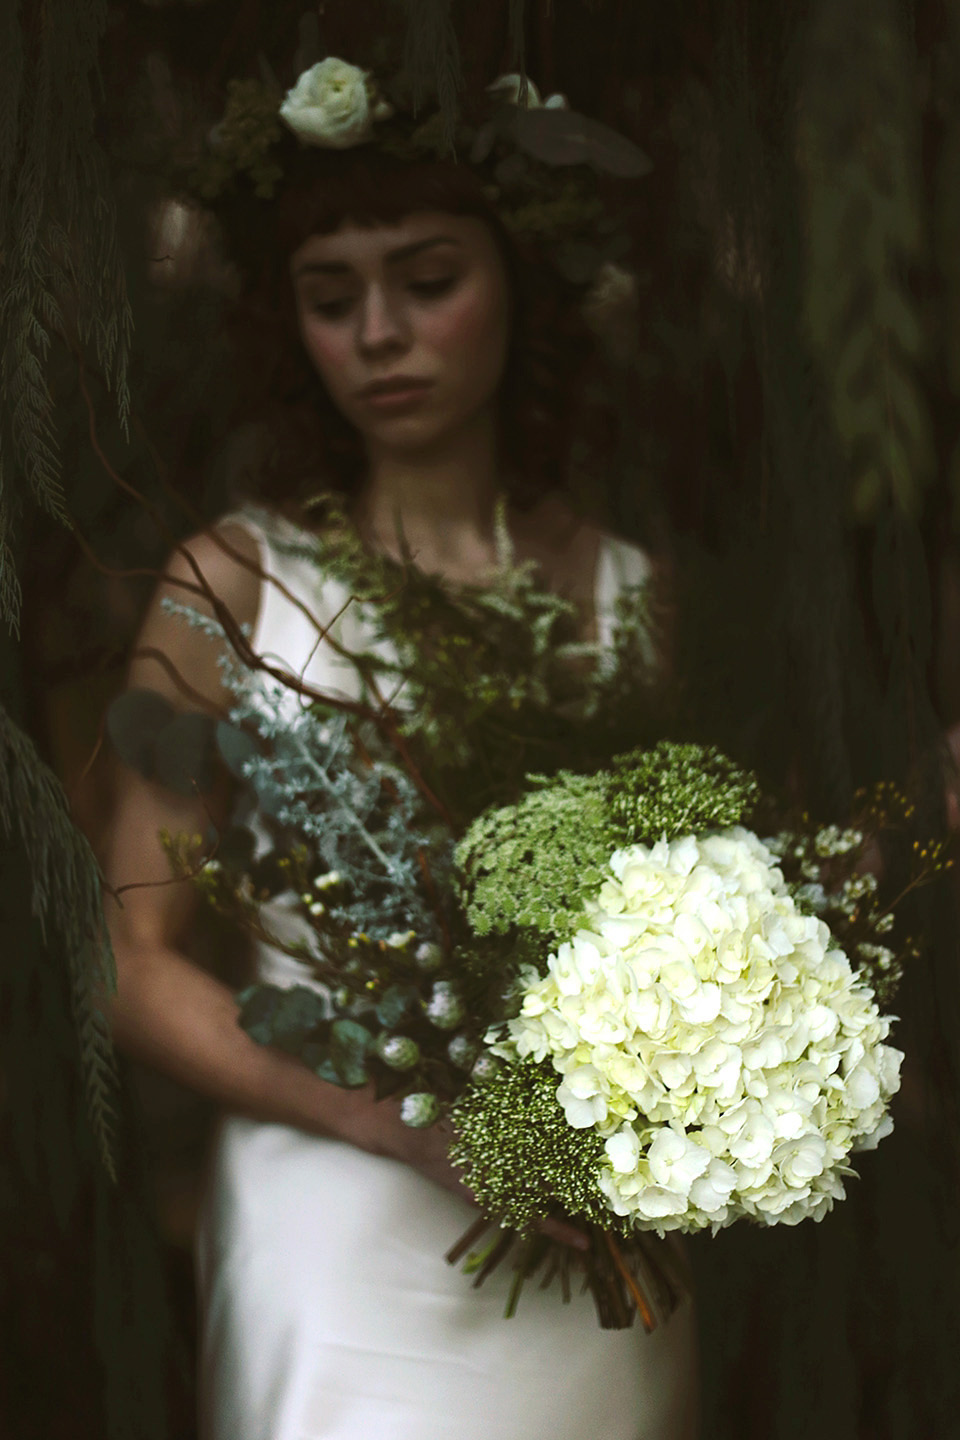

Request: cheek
left=300, top=319, right=354, bottom=396
left=426, top=281, right=509, bottom=379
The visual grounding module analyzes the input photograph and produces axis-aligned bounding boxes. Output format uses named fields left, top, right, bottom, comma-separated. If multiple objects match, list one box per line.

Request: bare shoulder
left=129, top=521, right=263, bottom=715
left=160, top=521, right=262, bottom=623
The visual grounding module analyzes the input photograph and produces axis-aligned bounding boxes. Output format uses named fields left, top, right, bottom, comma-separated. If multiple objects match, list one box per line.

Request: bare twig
left=74, top=352, right=455, bottom=824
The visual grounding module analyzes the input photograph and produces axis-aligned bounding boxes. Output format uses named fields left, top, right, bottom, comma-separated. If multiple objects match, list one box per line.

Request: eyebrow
left=293, top=235, right=461, bottom=278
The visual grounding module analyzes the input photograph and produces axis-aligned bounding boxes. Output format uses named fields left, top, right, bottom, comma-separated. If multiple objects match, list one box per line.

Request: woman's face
left=289, top=210, right=511, bottom=454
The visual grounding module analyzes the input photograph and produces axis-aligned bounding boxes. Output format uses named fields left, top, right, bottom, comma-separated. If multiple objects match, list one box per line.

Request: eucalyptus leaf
left=153, top=711, right=217, bottom=796
left=314, top=1057, right=343, bottom=1085
left=236, top=985, right=283, bottom=1046
left=375, top=983, right=420, bottom=1028
left=106, top=688, right=174, bottom=777
left=470, top=120, right=497, bottom=164
left=330, top=1018, right=373, bottom=1088
left=272, top=987, right=329, bottom=1051
left=237, top=984, right=328, bottom=1051
left=216, top=721, right=262, bottom=780
left=514, top=108, right=652, bottom=178
left=300, top=1040, right=330, bottom=1072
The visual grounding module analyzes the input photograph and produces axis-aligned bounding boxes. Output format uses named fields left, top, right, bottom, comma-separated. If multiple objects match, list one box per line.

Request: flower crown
left=188, top=55, right=651, bottom=292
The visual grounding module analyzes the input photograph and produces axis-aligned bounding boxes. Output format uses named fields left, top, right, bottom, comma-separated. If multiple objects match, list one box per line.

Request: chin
left=363, top=414, right=459, bottom=453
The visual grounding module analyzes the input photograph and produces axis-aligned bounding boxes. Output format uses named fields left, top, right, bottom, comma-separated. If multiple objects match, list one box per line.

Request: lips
left=358, top=377, right=435, bottom=413
left=359, top=377, right=433, bottom=398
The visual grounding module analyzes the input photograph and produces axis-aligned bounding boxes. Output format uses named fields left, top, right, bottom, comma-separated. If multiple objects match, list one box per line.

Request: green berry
left=415, top=941, right=444, bottom=972
left=425, top=981, right=465, bottom=1030
left=400, top=1092, right=440, bottom=1127
left=470, top=1053, right=501, bottom=1083
left=447, top=1035, right=478, bottom=1070
left=375, top=1034, right=420, bottom=1071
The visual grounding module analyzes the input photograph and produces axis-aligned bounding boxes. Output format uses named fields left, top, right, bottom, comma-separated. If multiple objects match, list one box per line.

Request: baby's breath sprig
left=775, top=780, right=952, bottom=1007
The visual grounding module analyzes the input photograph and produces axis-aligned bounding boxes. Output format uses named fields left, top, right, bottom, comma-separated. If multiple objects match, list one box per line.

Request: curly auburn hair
left=214, top=144, right=609, bottom=515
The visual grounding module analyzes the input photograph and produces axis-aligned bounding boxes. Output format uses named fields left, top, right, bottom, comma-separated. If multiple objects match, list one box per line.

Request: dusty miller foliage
left=0, top=0, right=132, bottom=1176
left=224, top=683, right=453, bottom=946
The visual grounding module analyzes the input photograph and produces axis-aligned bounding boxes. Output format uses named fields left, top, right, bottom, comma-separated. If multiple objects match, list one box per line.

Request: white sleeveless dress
left=196, top=510, right=699, bottom=1440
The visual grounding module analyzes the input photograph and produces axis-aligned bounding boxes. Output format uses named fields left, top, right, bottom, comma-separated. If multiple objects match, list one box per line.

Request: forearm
left=111, top=940, right=361, bottom=1139
left=109, top=942, right=592, bottom=1239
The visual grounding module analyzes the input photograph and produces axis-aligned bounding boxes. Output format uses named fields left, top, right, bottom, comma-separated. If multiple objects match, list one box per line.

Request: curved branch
left=75, top=353, right=454, bottom=825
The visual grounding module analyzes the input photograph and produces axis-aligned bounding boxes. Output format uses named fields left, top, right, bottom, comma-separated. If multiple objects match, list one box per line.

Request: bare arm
left=102, top=524, right=456, bottom=1184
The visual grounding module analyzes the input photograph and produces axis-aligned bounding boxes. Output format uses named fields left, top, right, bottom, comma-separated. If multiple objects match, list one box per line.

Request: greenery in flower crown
left=191, top=78, right=285, bottom=201
left=182, top=56, right=650, bottom=276
left=449, top=1061, right=619, bottom=1235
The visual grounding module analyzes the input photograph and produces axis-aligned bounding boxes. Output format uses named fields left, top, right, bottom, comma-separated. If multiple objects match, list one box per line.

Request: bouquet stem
left=603, top=1232, right=656, bottom=1332
left=445, top=1215, right=684, bottom=1331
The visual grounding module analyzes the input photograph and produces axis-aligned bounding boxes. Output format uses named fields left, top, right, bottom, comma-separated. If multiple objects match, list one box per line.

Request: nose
left=356, top=283, right=409, bottom=358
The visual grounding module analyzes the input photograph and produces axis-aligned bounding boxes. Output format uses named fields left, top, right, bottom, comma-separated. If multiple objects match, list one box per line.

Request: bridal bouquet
left=165, top=713, right=928, bottom=1327
left=136, top=524, right=943, bottom=1329
left=452, top=754, right=901, bottom=1240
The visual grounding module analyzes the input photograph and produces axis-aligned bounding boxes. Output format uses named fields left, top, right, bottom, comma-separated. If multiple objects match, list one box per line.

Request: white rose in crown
left=279, top=58, right=393, bottom=149
left=487, top=72, right=569, bottom=110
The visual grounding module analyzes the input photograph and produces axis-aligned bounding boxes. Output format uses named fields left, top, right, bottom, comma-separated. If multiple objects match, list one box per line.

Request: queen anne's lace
left=494, top=827, right=902, bottom=1233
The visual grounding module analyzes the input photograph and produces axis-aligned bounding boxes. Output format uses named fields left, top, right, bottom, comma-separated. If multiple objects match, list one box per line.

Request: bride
left=102, top=57, right=698, bottom=1440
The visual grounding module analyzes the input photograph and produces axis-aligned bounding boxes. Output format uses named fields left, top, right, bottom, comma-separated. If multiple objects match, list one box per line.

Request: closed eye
left=408, top=275, right=459, bottom=299
left=306, top=274, right=459, bottom=320
left=310, top=297, right=354, bottom=319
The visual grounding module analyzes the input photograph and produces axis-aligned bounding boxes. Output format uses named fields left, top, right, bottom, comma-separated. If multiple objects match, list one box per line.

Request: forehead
left=289, top=210, right=493, bottom=276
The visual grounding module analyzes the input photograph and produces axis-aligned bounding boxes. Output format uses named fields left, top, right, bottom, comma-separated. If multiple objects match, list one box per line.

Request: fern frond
left=0, top=0, right=24, bottom=223
left=0, top=703, right=119, bottom=1177
left=798, top=0, right=933, bottom=520
left=401, top=0, right=462, bottom=150
left=0, top=0, right=132, bottom=635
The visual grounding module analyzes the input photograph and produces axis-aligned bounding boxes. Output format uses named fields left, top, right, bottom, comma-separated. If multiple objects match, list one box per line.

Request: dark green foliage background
left=2, top=1, right=959, bottom=1437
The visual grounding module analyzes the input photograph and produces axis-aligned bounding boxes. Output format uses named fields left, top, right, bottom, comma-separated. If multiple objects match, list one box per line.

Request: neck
left=356, top=408, right=503, bottom=575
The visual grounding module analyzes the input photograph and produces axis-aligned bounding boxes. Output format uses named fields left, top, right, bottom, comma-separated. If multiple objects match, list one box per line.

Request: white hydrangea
left=493, top=827, right=902, bottom=1234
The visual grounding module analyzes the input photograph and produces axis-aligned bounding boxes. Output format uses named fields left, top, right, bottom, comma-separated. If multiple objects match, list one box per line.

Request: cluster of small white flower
left=494, top=828, right=902, bottom=1234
